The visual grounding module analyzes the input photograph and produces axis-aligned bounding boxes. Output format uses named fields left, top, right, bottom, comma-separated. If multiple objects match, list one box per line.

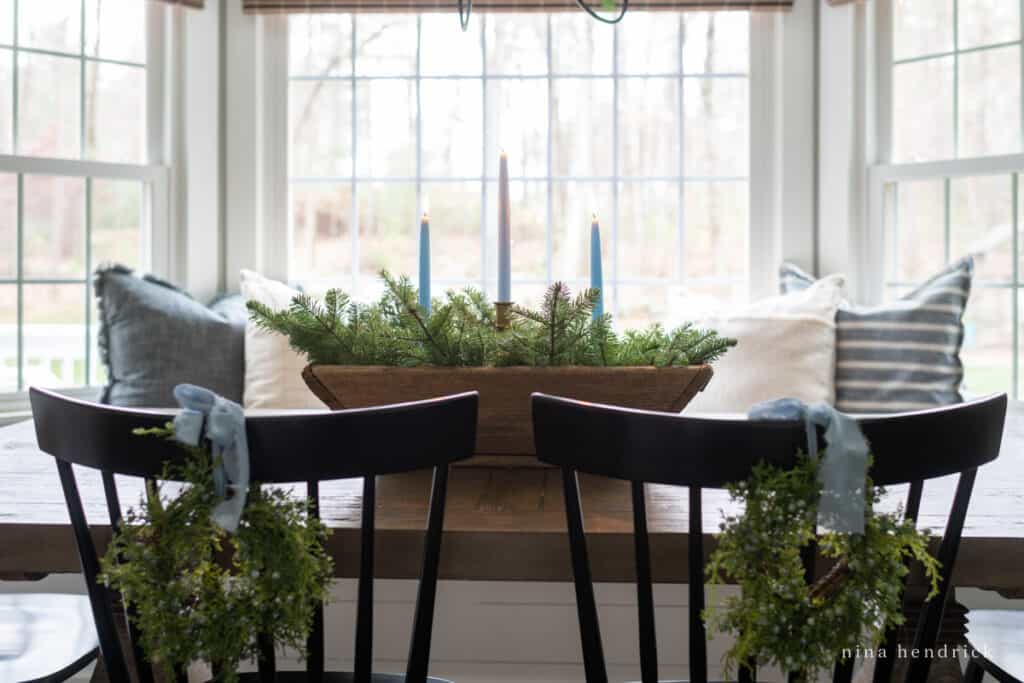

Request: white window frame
left=866, top=0, right=1024, bottom=398
left=227, top=4, right=818, bottom=306
left=0, top=1, right=172, bottom=412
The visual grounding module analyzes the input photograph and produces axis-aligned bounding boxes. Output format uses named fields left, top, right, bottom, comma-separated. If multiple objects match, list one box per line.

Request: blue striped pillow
left=779, top=258, right=973, bottom=413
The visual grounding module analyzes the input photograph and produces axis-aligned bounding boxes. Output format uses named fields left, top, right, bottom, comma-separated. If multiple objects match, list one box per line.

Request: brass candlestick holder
left=495, top=301, right=512, bottom=331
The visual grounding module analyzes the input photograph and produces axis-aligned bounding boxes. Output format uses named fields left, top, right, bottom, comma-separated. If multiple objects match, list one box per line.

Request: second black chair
left=531, top=392, right=1006, bottom=683
left=31, top=387, right=479, bottom=683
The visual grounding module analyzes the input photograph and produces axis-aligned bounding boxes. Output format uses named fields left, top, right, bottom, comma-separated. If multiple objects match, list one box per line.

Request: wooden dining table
left=1, top=402, right=1023, bottom=601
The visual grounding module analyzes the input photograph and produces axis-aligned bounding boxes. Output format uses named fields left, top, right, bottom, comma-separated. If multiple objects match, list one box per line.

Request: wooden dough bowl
left=303, top=364, right=713, bottom=466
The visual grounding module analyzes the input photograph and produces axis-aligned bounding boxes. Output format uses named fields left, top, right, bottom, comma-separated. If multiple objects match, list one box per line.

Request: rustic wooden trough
left=303, top=364, right=713, bottom=464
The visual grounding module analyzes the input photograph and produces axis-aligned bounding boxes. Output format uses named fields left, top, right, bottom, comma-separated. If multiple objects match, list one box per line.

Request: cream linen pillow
left=240, top=270, right=324, bottom=409
left=684, top=275, right=844, bottom=414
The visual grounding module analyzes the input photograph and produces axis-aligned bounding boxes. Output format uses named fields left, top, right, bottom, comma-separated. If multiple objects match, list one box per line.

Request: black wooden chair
left=30, top=387, right=479, bottom=683
left=531, top=392, right=1007, bottom=683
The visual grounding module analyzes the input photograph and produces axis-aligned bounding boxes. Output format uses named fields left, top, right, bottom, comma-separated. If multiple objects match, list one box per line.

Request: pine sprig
left=246, top=274, right=736, bottom=368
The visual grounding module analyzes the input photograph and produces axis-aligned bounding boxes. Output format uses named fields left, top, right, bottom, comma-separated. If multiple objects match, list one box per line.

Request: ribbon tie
left=748, top=398, right=868, bottom=534
left=172, top=384, right=250, bottom=533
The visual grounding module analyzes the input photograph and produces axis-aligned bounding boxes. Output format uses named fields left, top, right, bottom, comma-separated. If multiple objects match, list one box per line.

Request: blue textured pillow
left=95, top=265, right=246, bottom=407
left=780, top=258, right=973, bottom=413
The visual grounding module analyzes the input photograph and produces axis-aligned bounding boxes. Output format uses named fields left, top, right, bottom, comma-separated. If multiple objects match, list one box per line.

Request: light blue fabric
left=749, top=398, right=869, bottom=534
left=172, top=384, right=250, bottom=533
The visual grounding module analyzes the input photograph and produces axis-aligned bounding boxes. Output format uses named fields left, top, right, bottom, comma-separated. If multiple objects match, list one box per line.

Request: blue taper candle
left=498, top=152, right=511, bottom=302
left=590, top=214, right=604, bottom=320
left=418, top=212, right=431, bottom=315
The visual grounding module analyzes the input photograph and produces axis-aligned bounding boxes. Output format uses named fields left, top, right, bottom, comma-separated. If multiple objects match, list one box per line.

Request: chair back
left=31, top=387, right=479, bottom=683
left=531, top=392, right=1007, bottom=683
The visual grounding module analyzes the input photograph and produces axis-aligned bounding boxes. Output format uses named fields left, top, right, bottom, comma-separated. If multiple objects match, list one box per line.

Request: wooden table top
left=2, top=403, right=1023, bottom=597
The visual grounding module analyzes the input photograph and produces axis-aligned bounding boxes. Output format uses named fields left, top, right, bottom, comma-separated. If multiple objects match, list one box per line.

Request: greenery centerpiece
left=248, top=272, right=737, bottom=458
left=99, top=425, right=334, bottom=682
left=704, top=453, right=941, bottom=680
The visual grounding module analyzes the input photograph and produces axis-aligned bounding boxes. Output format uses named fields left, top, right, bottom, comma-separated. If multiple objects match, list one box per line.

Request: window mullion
left=480, top=14, right=488, bottom=294
left=11, top=0, right=17, bottom=153
left=84, top=177, right=92, bottom=384
left=677, top=13, right=685, bottom=288
left=15, top=173, right=23, bottom=391
left=351, top=15, right=359, bottom=295
left=1012, top=173, right=1020, bottom=400
left=611, top=23, right=620, bottom=316
left=545, top=15, right=553, bottom=286
left=953, top=0, right=959, bottom=158
left=79, top=0, right=86, bottom=160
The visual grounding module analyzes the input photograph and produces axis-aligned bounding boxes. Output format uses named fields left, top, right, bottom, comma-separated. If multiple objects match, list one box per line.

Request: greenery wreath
left=99, top=424, right=334, bottom=682
left=704, top=452, right=941, bottom=680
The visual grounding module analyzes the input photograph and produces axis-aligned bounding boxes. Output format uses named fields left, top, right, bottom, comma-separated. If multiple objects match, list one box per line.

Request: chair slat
left=354, top=476, right=376, bottom=682
left=100, top=472, right=155, bottom=683
left=872, top=479, right=924, bottom=683
left=306, top=479, right=325, bottom=683
left=907, top=468, right=978, bottom=682
left=56, top=461, right=132, bottom=683
left=688, top=486, right=707, bottom=683
left=257, top=631, right=276, bottom=681
left=406, top=465, right=451, bottom=683
left=631, top=481, right=658, bottom=683
left=561, top=467, right=609, bottom=683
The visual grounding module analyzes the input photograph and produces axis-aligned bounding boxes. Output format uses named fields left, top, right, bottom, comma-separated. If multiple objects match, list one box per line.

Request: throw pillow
left=779, top=257, right=973, bottom=413
left=684, top=275, right=845, bottom=414
left=239, top=270, right=324, bottom=409
left=95, top=265, right=246, bottom=407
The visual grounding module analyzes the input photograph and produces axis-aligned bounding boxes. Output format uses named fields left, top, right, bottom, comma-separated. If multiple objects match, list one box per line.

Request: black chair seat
left=0, top=593, right=99, bottom=683
left=964, top=609, right=1024, bottom=683
left=232, top=673, right=453, bottom=682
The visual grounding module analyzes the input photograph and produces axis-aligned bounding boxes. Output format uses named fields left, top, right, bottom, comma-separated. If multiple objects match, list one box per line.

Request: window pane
left=958, top=46, right=1021, bottom=159
left=355, top=16, right=417, bottom=76
left=961, top=286, right=1013, bottom=396
left=683, top=12, right=748, bottom=74
left=290, top=14, right=351, bottom=77
left=684, top=76, right=748, bottom=176
left=0, top=0, right=11, bottom=45
left=85, top=62, right=146, bottom=164
left=420, top=14, right=482, bottom=76
left=356, top=80, right=416, bottom=178
left=951, top=174, right=1013, bottom=282
left=892, top=57, right=954, bottom=163
left=485, top=180, right=546, bottom=282
left=0, top=285, right=14, bottom=392
left=23, top=284, right=86, bottom=389
left=486, top=78, right=547, bottom=178
left=550, top=14, right=612, bottom=75
left=888, top=179, right=946, bottom=283
left=17, top=51, right=81, bottom=159
left=18, top=0, right=81, bottom=54
left=423, top=181, right=481, bottom=282
left=290, top=183, right=354, bottom=283
left=358, top=182, right=417, bottom=282
left=958, top=0, right=1019, bottom=51
left=617, top=285, right=677, bottom=328
left=23, top=175, right=85, bottom=279
left=684, top=181, right=747, bottom=281
left=893, top=0, right=954, bottom=61
left=551, top=181, right=613, bottom=283
left=618, top=13, right=678, bottom=75
left=290, top=80, right=352, bottom=177
left=551, top=78, right=613, bottom=177
left=0, top=173, right=13, bottom=278
left=621, top=78, right=678, bottom=178
left=85, top=0, right=146, bottom=63
left=0, top=48, right=11, bottom=153
left=92, top=179, right=142, bottom=270
left=486, top=15, right=547, bottom=76
left=619, top=181, right=677, bottom=280
left=421, top=80, right=483, bottom=177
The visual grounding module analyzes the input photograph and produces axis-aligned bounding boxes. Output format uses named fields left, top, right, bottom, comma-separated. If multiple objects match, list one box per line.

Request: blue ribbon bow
left=172, top=384, right=250, bottom=533
left=748, top=398, right=868, bottom=534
